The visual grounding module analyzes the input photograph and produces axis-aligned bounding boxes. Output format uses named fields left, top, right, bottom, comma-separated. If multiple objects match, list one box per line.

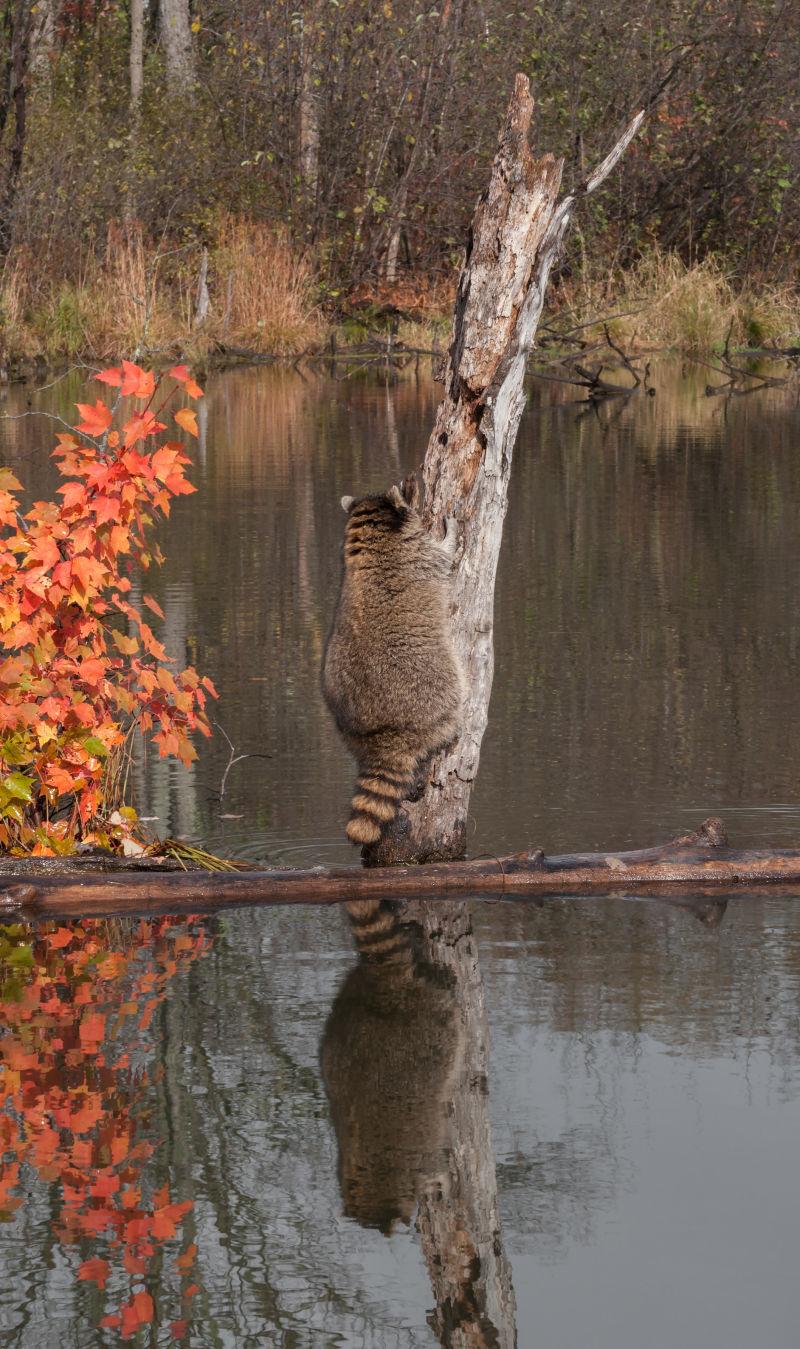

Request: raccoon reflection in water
left=321, top=483, right=464, bottom=849
left=321, top=898, right=517, bottom=1347
left=320, top=899, right=463, bottom=1233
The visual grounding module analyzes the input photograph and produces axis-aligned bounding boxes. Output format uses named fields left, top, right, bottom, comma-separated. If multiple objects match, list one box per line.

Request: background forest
left=1, top=0, right=798, bottom=359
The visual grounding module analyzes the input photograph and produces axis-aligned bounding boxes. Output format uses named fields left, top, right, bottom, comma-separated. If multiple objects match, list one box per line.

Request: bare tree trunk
left=0, top=0, right=34, bottom=256
left=125, top=0, right=144, bottom=222
left=298, top=21, right=320, bottom=208
left=30, top=0, right=56, bottom=77
left=130, top=0, right=144, bottom=112
left=365, top=86, right=641, bottom=1344
left=383, top=184, right=406, bottom=283
left=194, top=245, right=210, bottom=326
left=159, top=0, right=194, bottom=93
left=371, top=75, right=642, bottom=865
left=411, top=901, right=517, bottom=1348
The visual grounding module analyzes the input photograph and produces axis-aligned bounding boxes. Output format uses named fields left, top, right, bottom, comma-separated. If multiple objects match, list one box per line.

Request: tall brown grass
left=0, top=218, right=322, bottom=364
left=2, top=234, right=798, bottom=366
left=210, top=217, right=323, bottom=354
left=556, top=250, right=800, bottom=354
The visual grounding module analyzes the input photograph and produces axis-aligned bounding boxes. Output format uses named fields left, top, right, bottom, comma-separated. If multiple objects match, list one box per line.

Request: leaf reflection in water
left=321, top=896, right=517, bottom=1348
left=0, top=915, right=214, bottom=1339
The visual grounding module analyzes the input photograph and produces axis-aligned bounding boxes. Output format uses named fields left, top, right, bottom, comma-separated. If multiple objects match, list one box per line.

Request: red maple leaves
left=0, top=360, right=217, bottom=854
left=0, top=916, right=211, bottom=1338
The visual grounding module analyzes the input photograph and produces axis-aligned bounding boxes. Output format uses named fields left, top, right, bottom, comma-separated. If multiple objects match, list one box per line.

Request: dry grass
left=210, top=217, right=324, bottom=354
left=3, top=234, right=798, bottom=366
left=0, top=218, right=323, bottom=365
left=555, top=250, right=800, bottom=354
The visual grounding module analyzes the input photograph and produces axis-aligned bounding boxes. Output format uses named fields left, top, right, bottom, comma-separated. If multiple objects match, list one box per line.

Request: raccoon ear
left=387, top=485, right=406, bottom=510
left=341, top=495, right=355, bottom=513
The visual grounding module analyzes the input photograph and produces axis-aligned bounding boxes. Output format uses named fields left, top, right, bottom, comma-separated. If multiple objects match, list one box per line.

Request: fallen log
left=2, top=819, right=800, bottom=922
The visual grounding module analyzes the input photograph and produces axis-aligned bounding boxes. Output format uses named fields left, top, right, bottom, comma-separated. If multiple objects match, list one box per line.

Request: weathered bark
left=159, top=0, right=194, bottom=92
left=370, top=74, right=643, bottom=865
left=5, top=819, right=800, bottom=921
left=410, top=901, right=517, bottom=1348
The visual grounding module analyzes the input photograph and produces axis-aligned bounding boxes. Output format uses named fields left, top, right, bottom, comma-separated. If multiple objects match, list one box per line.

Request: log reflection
left=321, top=897, right=517, bottom=1348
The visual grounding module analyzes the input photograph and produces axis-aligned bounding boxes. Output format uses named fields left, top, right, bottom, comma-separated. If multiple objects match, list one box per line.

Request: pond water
left=1, top=359, right=800, bottom=1346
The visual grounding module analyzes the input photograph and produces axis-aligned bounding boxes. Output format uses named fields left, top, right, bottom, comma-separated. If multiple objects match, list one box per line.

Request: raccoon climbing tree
left=371, top=72, right=644, bottom=865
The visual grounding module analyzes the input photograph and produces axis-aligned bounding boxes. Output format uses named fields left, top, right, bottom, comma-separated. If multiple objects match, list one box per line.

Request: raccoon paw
left=405, top=764, right=431, bottom=802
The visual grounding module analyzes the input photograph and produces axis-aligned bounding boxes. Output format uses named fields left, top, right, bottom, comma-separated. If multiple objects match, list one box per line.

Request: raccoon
left=321, top=483, right=463, bottom=847
left=320, top=900, right=462, bottom=1233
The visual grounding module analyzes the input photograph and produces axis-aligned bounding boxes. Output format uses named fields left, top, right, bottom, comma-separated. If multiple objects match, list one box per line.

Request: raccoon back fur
left=322, top=484, right=464, bottom=847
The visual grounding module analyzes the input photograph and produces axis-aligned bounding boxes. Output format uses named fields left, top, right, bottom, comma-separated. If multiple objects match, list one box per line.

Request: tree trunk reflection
left=321, top=897, right=516, bottom=1347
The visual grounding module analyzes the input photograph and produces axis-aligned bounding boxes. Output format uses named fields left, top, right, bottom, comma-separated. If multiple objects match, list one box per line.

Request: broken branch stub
left=370, top=75, right=643, bottom=864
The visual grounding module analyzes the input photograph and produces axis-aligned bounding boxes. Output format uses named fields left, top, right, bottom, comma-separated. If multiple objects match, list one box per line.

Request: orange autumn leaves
left=0, top=916, right=211, bottom=1338
left=0, top=360, right=217, bottom=854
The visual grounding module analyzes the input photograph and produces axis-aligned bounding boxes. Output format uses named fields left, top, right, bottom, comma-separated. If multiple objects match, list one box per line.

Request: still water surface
left=0, top=362, right=799, bottom=1346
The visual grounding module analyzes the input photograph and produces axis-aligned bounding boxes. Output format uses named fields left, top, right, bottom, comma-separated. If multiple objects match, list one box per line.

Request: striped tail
left=345, top=899, right=412, bottom=963
left=346, top=765, right=415, bottom=846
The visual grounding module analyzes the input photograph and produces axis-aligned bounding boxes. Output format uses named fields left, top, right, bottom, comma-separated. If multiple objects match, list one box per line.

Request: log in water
left=2, top=818, right=800, bottom=922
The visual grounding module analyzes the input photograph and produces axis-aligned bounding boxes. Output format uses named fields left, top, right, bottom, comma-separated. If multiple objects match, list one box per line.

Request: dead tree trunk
left=0, top=0, right=34, bottom=256
left=371, top=74, right=642, bottom=865
left=411, top=900, right=517, bottom=1348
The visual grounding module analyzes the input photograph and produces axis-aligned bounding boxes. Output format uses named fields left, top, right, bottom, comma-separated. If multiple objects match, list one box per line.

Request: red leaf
left=120, top=360, right=155, bottom=399
left=57, top=481, right=87, bottom=509
left=93, top=495, right=121, bottom=524
left=133, top=1290, right=154, bottom=1324
left=174, top=408, right=198, bottom=437
left=47, top=926, right=74, bottom=949
left=96, top=366, right=123, bottom=387
left=79, top=1012, right=106, bottom=1051
left=72, top=554, right=107, bottom=592
left=78, top=1257, right=110, bottom=1289
left=165, top=473, right=197, bottom=496
left=123, top=410, right=166, bottom=447
left=142, top=594, right=165, bottom=620
left=168, top=364, right=190, bottom=383
left=75, top=400, right=112, bottom=437
left=171, top=1321, right=189, bottom=1340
